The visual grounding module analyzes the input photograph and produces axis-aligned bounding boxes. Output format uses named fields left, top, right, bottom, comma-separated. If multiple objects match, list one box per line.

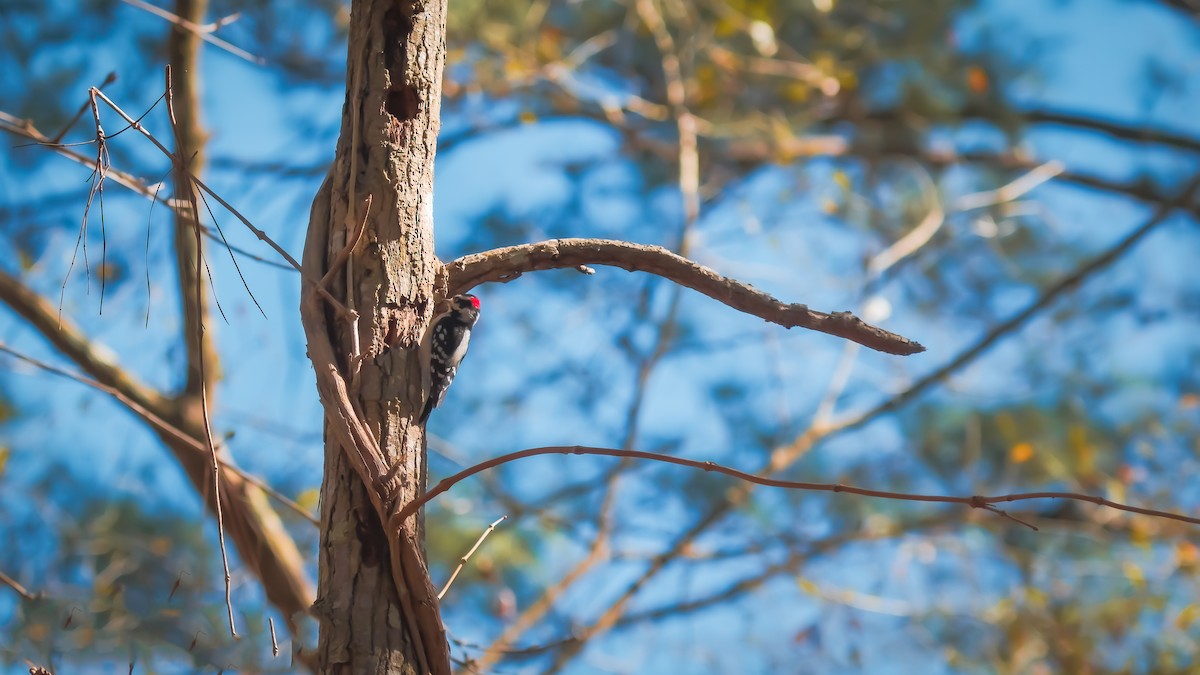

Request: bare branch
left=524, top=172, right=1200, bottom=667
left=1153, top=0, right=1200, bottom=18
left=636, top=0, right=699, bottom=235
left=891, top=104, right=1200, bottom=155
left=826, top=171, right=1200, bottom=436
left=399, top=445, right=1200, bottom=527
left=0, top=112, right=294, bottom=270
left=446, top=238, right=925, bottom=355
left=120, top=0, right=265, bottom=65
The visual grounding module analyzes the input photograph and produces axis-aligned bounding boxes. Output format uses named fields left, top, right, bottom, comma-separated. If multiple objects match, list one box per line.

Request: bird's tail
left=418, top=396, right=435, bottom=424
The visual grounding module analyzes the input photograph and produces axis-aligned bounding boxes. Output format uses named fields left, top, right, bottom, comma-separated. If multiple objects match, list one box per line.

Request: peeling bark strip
left=301, top=0, right=452, bottom=672
left=447, top=238, right=926, bottom=356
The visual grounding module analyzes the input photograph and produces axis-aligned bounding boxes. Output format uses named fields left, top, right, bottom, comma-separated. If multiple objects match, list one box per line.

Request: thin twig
left=439, top=515, right=508, bottom=600
left=165, top=65, right=236, bottom=638
left=50, top=72, right=118, bottom=144
left=0, top=569, right=37, bottom=601
left=0, top=111, right=297, bottom=272
left=825, top=171, right=1200, bottom=437
left=120, top=0, right=265, bottom=65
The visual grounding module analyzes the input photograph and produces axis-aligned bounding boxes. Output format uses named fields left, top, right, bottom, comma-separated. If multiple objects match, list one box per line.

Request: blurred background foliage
left=2, top=0, right=1200, bottom=672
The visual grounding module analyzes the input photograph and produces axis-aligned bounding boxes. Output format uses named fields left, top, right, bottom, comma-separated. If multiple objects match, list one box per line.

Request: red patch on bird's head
left=467, top=294, right=481, bottom=309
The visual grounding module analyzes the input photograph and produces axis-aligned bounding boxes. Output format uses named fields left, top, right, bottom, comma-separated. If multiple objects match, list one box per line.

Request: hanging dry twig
left=163, top=65, right=237, bottom=639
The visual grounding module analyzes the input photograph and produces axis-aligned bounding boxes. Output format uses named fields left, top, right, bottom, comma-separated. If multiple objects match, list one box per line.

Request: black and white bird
left=418, top=293, right=481, bottom=423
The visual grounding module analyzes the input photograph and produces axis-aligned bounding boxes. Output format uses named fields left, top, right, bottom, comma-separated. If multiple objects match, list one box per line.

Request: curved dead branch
left=400, top=445, right=1200, bottom=528
left=446, top=238, right=925, bottom=356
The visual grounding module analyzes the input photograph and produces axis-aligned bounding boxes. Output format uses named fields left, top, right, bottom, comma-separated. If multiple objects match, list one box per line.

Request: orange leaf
left=1010, top=442, right=1034, bottom=464
left=1178, top=541, right=1200, bottom=567
left=967, top=66, right=988, bottom=94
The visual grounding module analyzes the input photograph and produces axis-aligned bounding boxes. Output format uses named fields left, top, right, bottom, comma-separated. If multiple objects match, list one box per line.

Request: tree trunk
left=307, top=0, right=448, bottom=671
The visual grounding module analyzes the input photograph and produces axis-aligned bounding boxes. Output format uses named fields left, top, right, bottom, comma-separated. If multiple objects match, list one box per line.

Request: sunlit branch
left=438, top=515, right=507, bottom=600
left=0, top=82, right=319, bottom=634
left=636, top=0, right=699, bottom=236
left=0, top=269, right=168, bottom=415
left=0, top=271, right=316, bottom=629
left=0, top=342, right=318, bottom=526
left=446, top=238, right=925, bottom=356
left=120, top=0, right=264, bottom=65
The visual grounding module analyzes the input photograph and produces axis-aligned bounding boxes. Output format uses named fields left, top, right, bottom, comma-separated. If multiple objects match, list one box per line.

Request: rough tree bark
left=304, top=0, right=450, bottom=671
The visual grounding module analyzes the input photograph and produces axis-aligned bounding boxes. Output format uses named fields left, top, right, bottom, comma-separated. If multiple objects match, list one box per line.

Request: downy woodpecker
left=419, top=293, right=481, bottom=423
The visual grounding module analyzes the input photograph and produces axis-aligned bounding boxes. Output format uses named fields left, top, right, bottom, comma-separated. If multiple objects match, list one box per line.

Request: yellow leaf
left=0, top=446, right=8, bottom=475
left=783, top=82, right=811, bottom=103
left=296, top=488, right=320, bottom=512
left=714, top=16, right=739, bottom=38
left=833, top=169, right=851, bottom=192
left=1129, top=518, right=1153, bottom=550
left=1107, top=478, right=1127, bottom=506
left=1010, top=442, right=1034, bottom=464
left=995, top=412, right=1018, bottom=440
left=519, top=109, right=538, bottom=124
left=836, top=68, right=859, bottom=93
left=1176, top=604, right=1200, bottom=630
left=797, top=577, right=819, bottom=594
left=1122, top=560, right=1146, bottom=591
left=1025, top=586, right=1047, bottom=609
left=1069, top=425, right=1094, bottom=476
left=535, top=28, right=563, bottom=61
